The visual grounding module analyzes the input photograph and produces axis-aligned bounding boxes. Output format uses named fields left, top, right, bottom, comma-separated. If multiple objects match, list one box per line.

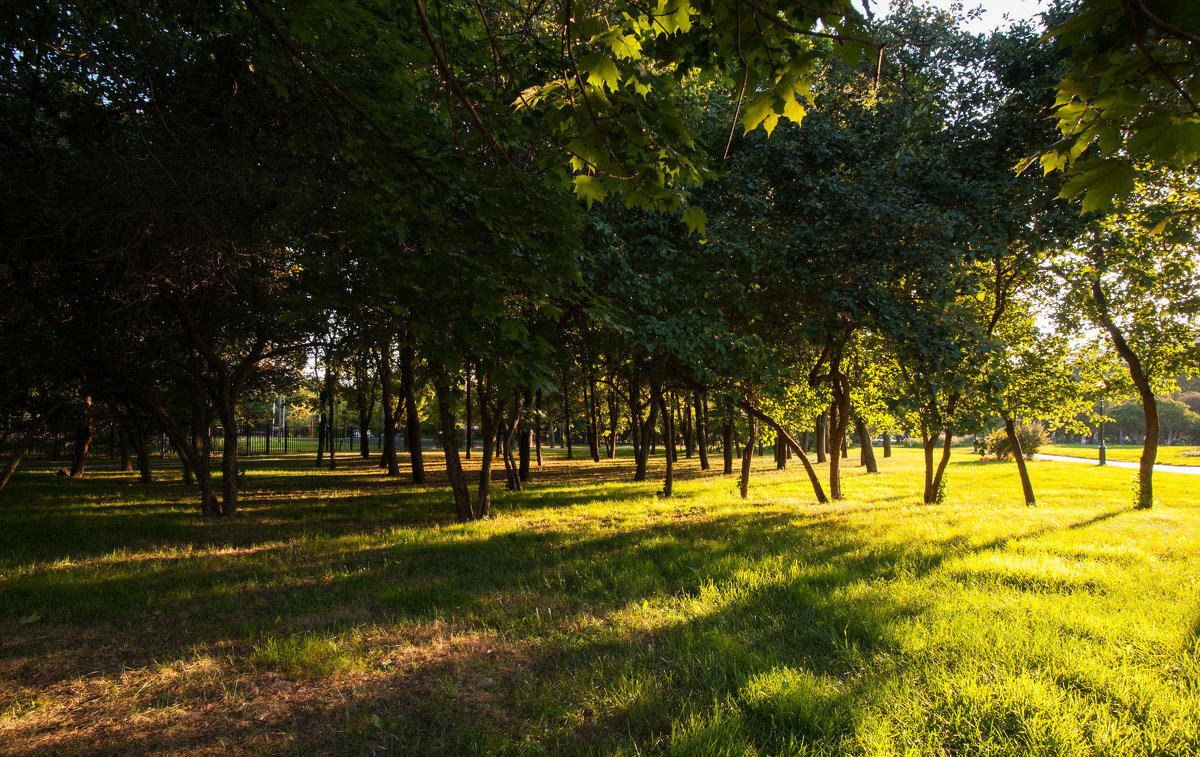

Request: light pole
left=1098, top=398, right=1107, bottom=466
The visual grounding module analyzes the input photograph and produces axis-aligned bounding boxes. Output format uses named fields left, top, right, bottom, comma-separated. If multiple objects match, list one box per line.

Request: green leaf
left=19, top=613, right=40, bottom=624
left=740, top=93, right=774, bottom=133
left=681, top=205, right=706, bottom=235
left=1057, top=158, right=1138, bottom=212
left=578, top=53, right=621, bottom=92
left=573, top=174, right=608, bottom=208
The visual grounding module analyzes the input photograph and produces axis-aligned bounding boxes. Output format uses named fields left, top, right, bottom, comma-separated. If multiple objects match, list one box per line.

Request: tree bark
left=739, top=401, right=829, bottom=504
left=535, top=388, right=544, bottom=466
left=633, top=383, right=661, bottom=482
left=400, top=340, right=425, bottom=484
left=433, top=376, right=474, bottom=522
left=1090, top=275, right=1157, bottom=509
left=563, top=368, right=573, bottom=460
left=815, top=411, right=828, bottom=463
left=587, top=370, right=601, bottom=462
left=518, top=389, right=532, bottom=482
left=722, top=417, right=734, bottom=475
left=607, top=384, right=618, bottom=459
left=658, top=386, right=674, bottom=497
left=464, top=370, right=473, bottom=460
left=1002, top=410, right=1036, bottom=505
left=379, top=346, right=400, bottom=475
left=739, top=405, right=757, bottom=499
left=477, top=393, right=506, bottom=519
left=882, top=432, right=892, bottom=458
left=69, top=394, right=93, bottom=478
left=695, top=392, right=710, bottom=471
left=856, top=415, right=878, bottom=474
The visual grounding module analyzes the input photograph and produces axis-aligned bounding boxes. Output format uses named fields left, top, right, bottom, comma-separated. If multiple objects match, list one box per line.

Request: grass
left=0, top=448, right=1198, bottom=755
left=1040, top=443, right=1200, bottom=466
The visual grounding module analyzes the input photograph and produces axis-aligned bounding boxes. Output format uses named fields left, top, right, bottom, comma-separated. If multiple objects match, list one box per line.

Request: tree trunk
left=856, top=415, right=878, bottom=474
left=518, top=389, right=532, bottom=482
left=0, top=402, right=62, bottom=494
left=327, top=371, right=337, bottom=471
left=739, top=406, right=757, bottom=499
left=815, top=411, right=828, bottom=463
left=379, top=346, right=400, bottom=475
left=215, top=387, right=240, bottom=517
left=739, top=401, right=828, bottom=504
left=682, top=395, right=694, bottom=458
left=69, top=394, right=93, bottom=478
left=477, top=395, right=506, bottom=519
left=658, top=387, right=674, bottom=497
left=117, top=424, right=133, bottom=472
left=464, top=370, right=473, bottom=460
left=775, top=429, right=787, bottom=470
left=1002, top=410, right=1036, bottom=506
left=535, top=388, right=544, bottom=466
left=882, top=433, right=892, bottom=458
left=433, top=376, right=474, bottom=522
left=607, top=385, right=618, bottom=459
left=400, top=341, right=424, bottom=484
left=722, top=417, right=734, bottom=475
left=1090, top=274, right=1157, bottom=509
left=633, top=383, right=661, bottom=482
left=695, top=392, right=710, bottom=471
left=588, top=371, right=601, bottom=462
left=563, top=368, right=573, bottom=460
left=828, top=370, right=852, bottom=501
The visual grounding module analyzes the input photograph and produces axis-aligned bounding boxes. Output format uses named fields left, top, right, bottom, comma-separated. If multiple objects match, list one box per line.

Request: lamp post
left=1098, top=398, right=1107, bottom=466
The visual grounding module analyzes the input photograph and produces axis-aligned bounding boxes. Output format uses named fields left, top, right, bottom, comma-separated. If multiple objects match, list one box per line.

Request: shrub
left=983, top=420, right=1048, bottom=461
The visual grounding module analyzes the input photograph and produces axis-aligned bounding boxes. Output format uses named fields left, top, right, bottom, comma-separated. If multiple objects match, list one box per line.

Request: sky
left=871, top=0, right=1050, bottom=33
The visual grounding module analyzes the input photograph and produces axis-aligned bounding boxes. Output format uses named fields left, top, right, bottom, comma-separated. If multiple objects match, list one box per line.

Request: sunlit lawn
left=1, top=447, right=1197, bottom=755
left=1040, top=442, right=1200, bottom=467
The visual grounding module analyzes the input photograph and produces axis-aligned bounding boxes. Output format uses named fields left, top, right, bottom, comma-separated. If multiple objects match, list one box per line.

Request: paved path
left=1034, top=454, right=1200, bottom=476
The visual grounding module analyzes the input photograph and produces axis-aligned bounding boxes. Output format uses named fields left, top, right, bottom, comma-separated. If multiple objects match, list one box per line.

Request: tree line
left=1, top=0, right=1196, bottom=515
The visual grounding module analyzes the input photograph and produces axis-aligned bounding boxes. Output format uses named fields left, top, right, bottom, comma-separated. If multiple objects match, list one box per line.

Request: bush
left=983, top=420, right=1048, bottom=461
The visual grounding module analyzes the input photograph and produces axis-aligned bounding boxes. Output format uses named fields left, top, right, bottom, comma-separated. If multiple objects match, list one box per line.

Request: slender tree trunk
left=518, top=389, right=532, bottom=482
left=588, top=371, right=601, bottom=462
left=740, top=402, right=828, bottom=504
left=563, top=368, right=573, bottom=460
left=69, top=394, right=93, bottom=478
left=607, top=385, right=618, bottom=459
left=433, top=376, right=474, bottom=522
left=856, top=415, right=878, bottom=474
left=464, top=370, right=473, bottom=460
left=628, top=377, right=642, bottom=462
left=828, top=370, right=852, bottom=501
left=477, top=395, right=505, bottom=519
left=633, top=384, right=661, bottom=482
left=216, top=387, right=240, bottom=517
left=882, top=433, right=892, bottom=458
left=117, top=424, right=133, bottom=472
left=682, top=395, right=694, bottom=458
left=379, top=347, right=400, bottom=475
left=815, top=411, right=828, bottom=463
left=327, top=372, right=337, bottom=471
left=1090, top=274, right=1158, bottom=509
left=400, top=341, right=424, bottom=484
left=722, top=417, right=734, bottom=475
left=739, top=406, right=757, bottom=499
left=658, top=387, right=674, bottom=498
left=535, top=388, right=544, bottom=466
left=0, top=402, right=62, bottom=494
left=695, top=392, right=710, bottom=471
left=776, top=429, right=787, bottom=469
left=1001, top=410, right=1036, bottom=505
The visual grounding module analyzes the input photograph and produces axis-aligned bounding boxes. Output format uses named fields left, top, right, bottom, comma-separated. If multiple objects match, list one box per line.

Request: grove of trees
left=1, top=0, right=1197, bottom=515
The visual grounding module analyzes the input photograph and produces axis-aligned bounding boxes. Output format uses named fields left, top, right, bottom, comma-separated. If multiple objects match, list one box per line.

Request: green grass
left=1, top=449, right=1198, bottom=755
left=1041, top=442, right=1200, bottom=466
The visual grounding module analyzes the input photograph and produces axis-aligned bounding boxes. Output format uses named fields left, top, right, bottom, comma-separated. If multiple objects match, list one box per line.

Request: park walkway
left=1035, top=453, right=1200, bottom=476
